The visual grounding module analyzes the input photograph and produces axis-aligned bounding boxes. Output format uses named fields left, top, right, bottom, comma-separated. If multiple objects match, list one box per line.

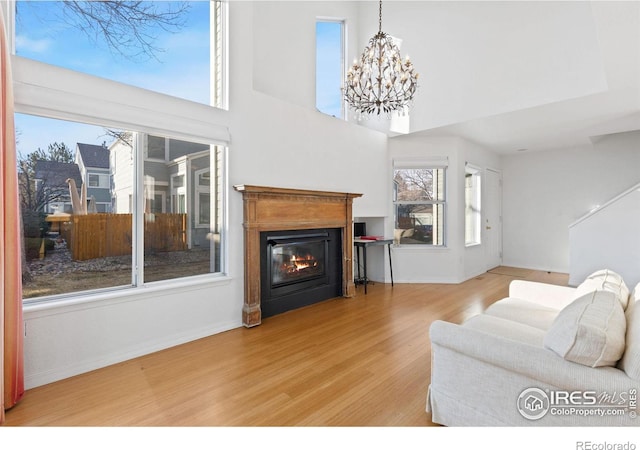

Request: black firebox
left=260, top=228, right=343, bottom=318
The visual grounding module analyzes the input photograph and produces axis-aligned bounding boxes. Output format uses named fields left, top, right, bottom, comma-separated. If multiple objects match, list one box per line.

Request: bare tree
left=394, top=169, right=435, bottom=201
left=18, top=142, right=75, bottom=213
left=18, top=142, right=76, bottom=281
left=102, top=129, right=134, bottom=148
left=18, top=1, right=191, bottom=62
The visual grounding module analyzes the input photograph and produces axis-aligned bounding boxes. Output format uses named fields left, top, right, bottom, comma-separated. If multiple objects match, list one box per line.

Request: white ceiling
left=377, top=1, right=640, bottom=153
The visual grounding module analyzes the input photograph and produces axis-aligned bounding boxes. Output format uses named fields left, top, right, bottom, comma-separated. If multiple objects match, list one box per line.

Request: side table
left=353, top=238, right=394, bottom=294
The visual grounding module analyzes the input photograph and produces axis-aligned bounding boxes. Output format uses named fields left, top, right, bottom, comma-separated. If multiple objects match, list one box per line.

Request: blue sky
left=316, top=20, right=343, bottom=118
left=14, top=0, right=210, bottom=156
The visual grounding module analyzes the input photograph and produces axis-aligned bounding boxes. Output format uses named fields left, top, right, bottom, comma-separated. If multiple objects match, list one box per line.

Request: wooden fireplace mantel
left=234, top=185, right=362, bottom=327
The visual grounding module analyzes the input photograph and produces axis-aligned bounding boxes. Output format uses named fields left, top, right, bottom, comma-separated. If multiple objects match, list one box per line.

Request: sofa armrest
left=508, top=280, right=577, bottom=310
left=429, top=320, right=633, bottom=391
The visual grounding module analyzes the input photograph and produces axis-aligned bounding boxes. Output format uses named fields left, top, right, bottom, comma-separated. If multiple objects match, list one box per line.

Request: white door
left=485, top=168, right=502, bottom=270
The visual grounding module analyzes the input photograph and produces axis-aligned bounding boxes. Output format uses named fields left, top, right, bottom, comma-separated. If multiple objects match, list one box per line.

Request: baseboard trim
left=24, top=320, right=242, bottom=389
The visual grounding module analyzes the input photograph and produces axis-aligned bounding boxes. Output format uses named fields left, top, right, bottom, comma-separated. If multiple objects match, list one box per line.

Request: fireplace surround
left=260, top=227, right=342, bottom=319
left=234, top=185, right=362, bottom=327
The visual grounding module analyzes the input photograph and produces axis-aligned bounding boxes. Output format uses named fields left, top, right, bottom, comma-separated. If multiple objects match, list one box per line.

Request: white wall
left=228, top=91, right=388, bottom=216
left=460, top=140, right=502, bottom=280
left=502, top=130, right=640, bottom=274
left=356, top=1, right=607, bottom=134
left=22, top=1, right=389, bottom=389
left=385, top=135, right=501, bottom=284
left=252, top=1, right=361, bottom=113
left=569, top=185, right=640, bottom=287
left=237, top=1, right=388, bottom=216
left=387, top=136, right=462, bottom=283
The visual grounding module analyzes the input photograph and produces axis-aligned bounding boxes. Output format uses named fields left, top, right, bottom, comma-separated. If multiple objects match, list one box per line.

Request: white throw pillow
left=618, top=285, right=640, bottom=379
left=576, top=269, right=630, bottom=310
left=544, top=289, right=626, bottom=367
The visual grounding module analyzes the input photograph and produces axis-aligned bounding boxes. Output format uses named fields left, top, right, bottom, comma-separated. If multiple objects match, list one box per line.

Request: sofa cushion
left=576, top=269, right=630, bottom=310
left=463, top=314, right=545, bottom=346
left=544, top=289, right=626, bottom=367
left=484, top=298, right=559, bottom=330
left=618, top=284, right=640, bottom=380
left=508, top=280, right=577, bottom=311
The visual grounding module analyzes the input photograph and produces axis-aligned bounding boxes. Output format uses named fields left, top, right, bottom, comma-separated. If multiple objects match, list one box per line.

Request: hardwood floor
left=4, top=268, right=568, bottom=427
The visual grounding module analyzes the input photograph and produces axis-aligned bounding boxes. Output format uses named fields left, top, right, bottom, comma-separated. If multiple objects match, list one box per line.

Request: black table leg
left=388, top=243, right=393, bottom=287
left=356, top=245, right=361, bottom=282
left=363, top=244, right=368, bottom=294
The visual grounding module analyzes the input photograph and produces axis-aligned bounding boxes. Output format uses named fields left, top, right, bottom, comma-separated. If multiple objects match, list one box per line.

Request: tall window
left=393, top=165, right=446, bottom=246
left=14, top=1, right=214, bottom=106
left=12, top=1, right=229, bottom=302
left=316, top=19, right=345, bottom=118
left=465, top=166, right=482, bottom=246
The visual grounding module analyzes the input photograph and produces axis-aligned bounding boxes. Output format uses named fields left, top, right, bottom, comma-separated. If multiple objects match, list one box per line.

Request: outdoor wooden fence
left=67, top=213, right=187, bottom=261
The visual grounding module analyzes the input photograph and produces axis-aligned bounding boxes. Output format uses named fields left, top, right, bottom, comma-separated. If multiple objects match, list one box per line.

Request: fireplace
left=267, top=231, right=328, bottom=291
left=234, top=185, right=362, bottom=327
left=261, top=228, right=342, bottom=318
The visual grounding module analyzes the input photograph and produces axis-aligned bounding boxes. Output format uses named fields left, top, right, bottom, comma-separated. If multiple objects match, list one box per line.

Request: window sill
left=393, top=245, right=450, bottom=252
left=23, top=274, right=233, bottom=317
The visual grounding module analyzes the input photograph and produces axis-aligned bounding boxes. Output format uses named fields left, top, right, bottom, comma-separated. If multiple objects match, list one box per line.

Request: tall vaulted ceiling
left=368, top=1, right=640, bottom=152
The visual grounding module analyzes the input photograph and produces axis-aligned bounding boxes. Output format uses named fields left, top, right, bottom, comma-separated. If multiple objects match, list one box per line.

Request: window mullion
left=134, top=132, right=144, bottom=286
left=186, top=158, right=193, bottom=249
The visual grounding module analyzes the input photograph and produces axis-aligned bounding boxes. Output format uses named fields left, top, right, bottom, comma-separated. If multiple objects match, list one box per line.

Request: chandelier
left=344, top=0, right=419, bottom=116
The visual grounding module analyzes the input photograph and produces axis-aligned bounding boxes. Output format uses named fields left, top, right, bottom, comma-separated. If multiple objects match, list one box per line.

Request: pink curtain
left=0, top=6, right=25, bottom=424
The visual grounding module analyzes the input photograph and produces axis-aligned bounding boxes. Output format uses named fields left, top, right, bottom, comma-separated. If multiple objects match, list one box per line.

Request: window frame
left=211, top=0, right=229, bottom=110
left=8, top=2, right=230, bottom=144
left=12, top=0, right=225, bottom=109
left=150, top=191, right=167, bottom=214
left=465, top=164, right=482, bottom=247
left=393, top=160, right=448, bottom=247
left=9, top=1, right=232, bottom=305
left=195, top=167, right=211, bottom=228
left=315, top=17, right=346, bottom=120
left=145, top=136, right=168, bottom=162
left=88, top=173, right=109, bottom=189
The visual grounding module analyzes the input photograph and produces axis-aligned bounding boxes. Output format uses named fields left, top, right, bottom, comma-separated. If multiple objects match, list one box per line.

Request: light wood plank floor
left=5, top=268, right=568, bottom=426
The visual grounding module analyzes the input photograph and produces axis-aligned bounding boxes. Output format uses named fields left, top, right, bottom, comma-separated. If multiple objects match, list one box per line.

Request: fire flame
left=285, top=254, right=318, bottom=273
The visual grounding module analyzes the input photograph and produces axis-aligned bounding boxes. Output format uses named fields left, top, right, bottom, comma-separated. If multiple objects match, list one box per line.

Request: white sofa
left=427, top=270, right=640, bottom=426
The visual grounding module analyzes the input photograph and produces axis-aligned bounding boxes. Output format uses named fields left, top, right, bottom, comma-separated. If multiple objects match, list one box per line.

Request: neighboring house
left=110, top=134, right=212, bottom=249
left=33, top=160, right=82, bottom=214
left=75, top=143, right=111, bottom=213
left=109, top=135, right=134, bottom=215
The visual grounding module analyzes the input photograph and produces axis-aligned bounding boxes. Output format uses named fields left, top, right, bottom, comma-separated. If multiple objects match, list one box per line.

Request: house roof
left=77, top=143, right=110, bottom=169
left=34, top=160, right=82, bottom=188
